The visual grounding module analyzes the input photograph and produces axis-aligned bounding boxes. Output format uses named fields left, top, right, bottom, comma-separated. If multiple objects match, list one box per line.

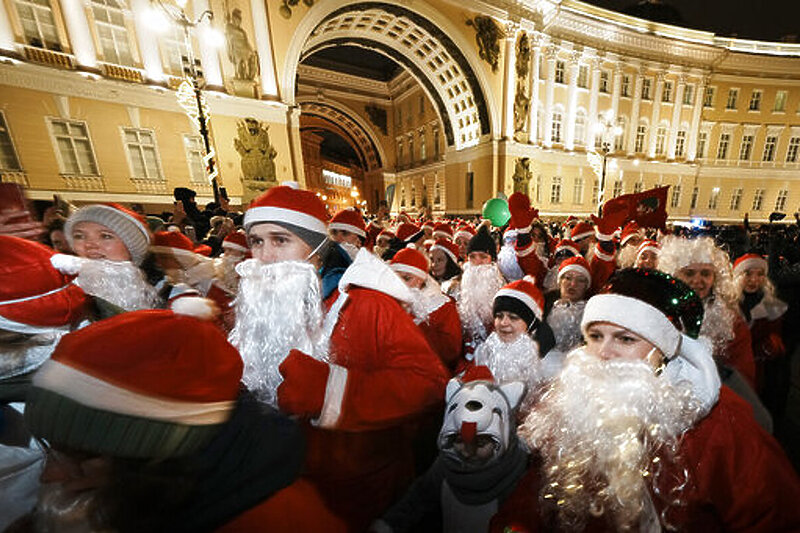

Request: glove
left=278, top=349, right=330, bottom=418
left=591, top=198, right=628, bottom=241
left=508, top=193, right=538, bottom=231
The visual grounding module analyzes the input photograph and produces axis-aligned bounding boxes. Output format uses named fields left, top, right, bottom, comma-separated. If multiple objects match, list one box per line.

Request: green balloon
left=482, top=197, right=511, bottom=227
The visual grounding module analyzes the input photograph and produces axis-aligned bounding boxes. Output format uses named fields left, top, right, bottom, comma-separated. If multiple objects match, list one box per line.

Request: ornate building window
left=633, top=181, right=643, bottom=194
left=655, top=125, right=667, bottom=155
left=555, top=61, right=565, bottom=84
left=748, top=90, right=762, bottom=111
left=161, top=25, right=191, bottom=76
left=621, top=75, right=630, bottom=97
left=662, top=81, right=673, bottom=103
left=683, top=84, right=695, bottom=105
left=726, top=89, right=739, bottom=110
left=787, top=137, right=800, bottom=162
left=577, top=65, right=588, bottom=88
left=774, top=91, right=788, bottom=113
left=573, top=176, right=584, bottom=204
left=675, top=130, right=687, bottom=158
left=612, top=179, right=623, bottom=198
left=716, top=133, right=731, bottom=159
left=0, top=112, right=22, bottom=171
left=599, top=70, right=609, bottom=93
left=574, top=110, right=586, bottom=146
left=419, top=130, right=427, bottom=162
left=641, top=78, right=652, bottom=100
left=670, top=184, right=682, bottom=208
left=634, top=123, right=647, bottom=153
left=550, top=176, right=562, bottom=203
left=49, top=119, right=99, bottom=176
left=729, top=188, right=743, bottom=211
left=15, top=0, right=60, bottom=50
left=183, top=135, right=205, bottom=184
left=775, top=189, right=788, bottom=212
left=703, top=86, right=715, bottom=108
left=92, top=0, right=133, bottom=66
left=123, top=129, right=162, bottom=180
left=752, top=188, right=765, bottom=211
left=690, top=186, right=699, bottom=209
left=707, top=187, right=720, bottom=209
left=614, top=117, right=626, bottom=152
left=739, top=135, right=754, bottom=160
left=762, top=135, right=777, bottom=161
left=551, top=110, right=563, bottom=144
left=696, top=131, right=708, bottom=158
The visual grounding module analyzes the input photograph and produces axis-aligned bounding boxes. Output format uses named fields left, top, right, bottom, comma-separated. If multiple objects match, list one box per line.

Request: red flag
left=601, top=186, right=670, bottom=230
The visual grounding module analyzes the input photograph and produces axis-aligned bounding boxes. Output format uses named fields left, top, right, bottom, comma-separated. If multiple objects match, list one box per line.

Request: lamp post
left=350, top=186, right=360, bottom=207
left=593, top=109, right=623, bottom=216
left=154, top=0, right=221, bottom=205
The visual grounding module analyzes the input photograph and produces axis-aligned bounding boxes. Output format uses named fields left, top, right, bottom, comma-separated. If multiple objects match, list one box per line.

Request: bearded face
left=519, top=349, right=703, bottom=531
left=473, top=331, right=541, bottom=415
left=616, top=243, right=639, bottom=269
left=228, top=259, right=328, bottom=408
left=546, top=299, right=586, bottom=354
left=406, top=279, right=449, bottom=325
left=74, top=259, right=159, bottom=311
left=458, top=263, right=505, bottom=344
left=700, top=296, right=735, bottom=358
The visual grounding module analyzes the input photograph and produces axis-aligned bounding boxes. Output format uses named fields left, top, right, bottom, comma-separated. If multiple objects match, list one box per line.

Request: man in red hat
left=238, top=185, right=449, bottom=530
left=329, top=208, right=368, bottom=260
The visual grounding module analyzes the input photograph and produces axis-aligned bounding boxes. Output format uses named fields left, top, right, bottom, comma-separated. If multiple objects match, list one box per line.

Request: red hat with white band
left=570, top=221, right=594, bottom=242
left=554, top=239, right=580, bottom=256
left=222, top=231, right=249, bottom=254
left=493, top=278, right=545, bottom=328
left=557, top=256, right=591, bottom=283
left=244, top=185, right=329, bottom=250
left=733, top=253, right=767, bottom=276
left=433, top=222, right=454, bottom=241
left=151, top=230, right=203, bottom=257
left=390, top=248, right=430, bottom=280
left=635, top=239, right=661, bottom=263
left=329, top=208, right=367, bottom=239
left=620, top=221, right=642, bottom=247
left=454, top=224, right=476, bottom=242
left=431, top=238, right=460, bottom=264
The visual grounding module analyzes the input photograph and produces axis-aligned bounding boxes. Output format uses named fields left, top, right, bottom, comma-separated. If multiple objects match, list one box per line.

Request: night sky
left=582, top=0, right=800, bottom=42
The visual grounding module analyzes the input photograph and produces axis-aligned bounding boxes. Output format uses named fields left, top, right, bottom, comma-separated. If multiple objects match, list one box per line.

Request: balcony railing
left=100, top=62, right=145, bottom=83
left=61, top=174, right=105, bottom=191
left=130, top=177, right=167, bottom=194
left=0, top=170, right=29, bottom=187
left=23, top=45, right=75, bottom=70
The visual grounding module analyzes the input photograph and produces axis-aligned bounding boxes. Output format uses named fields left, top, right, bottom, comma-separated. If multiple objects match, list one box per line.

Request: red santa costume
left=390, top=248, right=463, bottom=372
left=498, top=268, right=800, bottom=532
left=241, top=188, right=449, bottom=531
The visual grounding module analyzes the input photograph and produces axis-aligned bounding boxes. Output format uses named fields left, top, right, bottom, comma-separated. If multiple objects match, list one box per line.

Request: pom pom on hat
left=390, top=248, right=430, bottom=280
left=65, top=203, right=151, bottom=265
left=329, top=208, right=367, bottom=239
left=25, top=309, right=243, bottom=459
left=0, top=237, right=88, bottom=332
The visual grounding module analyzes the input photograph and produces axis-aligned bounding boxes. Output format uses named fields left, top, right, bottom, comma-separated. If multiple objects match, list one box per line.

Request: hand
left=219, top=195, right=230, bottom=212
left=0, top=210, right=45, bottom=240
left=277, top=350, right=330, bottom=418
left=508, top=193, right=537, bottom=230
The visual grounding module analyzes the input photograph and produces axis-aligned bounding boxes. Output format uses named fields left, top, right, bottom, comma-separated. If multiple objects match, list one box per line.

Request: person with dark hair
left=501, top=269, right=800, bottom=532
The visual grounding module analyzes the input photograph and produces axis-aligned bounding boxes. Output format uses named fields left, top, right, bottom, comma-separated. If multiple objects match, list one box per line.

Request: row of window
left=396, top=126, right=441, bottom=167
left=14, top=0, right=191, bottom=76
left=398, top=181, right=443, bottom=208
left=0, top=112, right=208, bottom=183
left=541, top=58, right=794, bottom=113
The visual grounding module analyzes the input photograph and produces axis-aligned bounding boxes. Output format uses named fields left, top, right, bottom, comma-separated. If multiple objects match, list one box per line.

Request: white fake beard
left=542, top=266, right=559, bottom=294
left=701, top=295, right=735, bottom=358
left=229, top=259, right=329, bottom=408
left=407, top=280, right=449, bottom=324
left=0, top=330, right=64, bottom=379
left=75, top=259, right=159, bottom=311
left=616, top=244, right=639, bottom=269
left=546, top=300, right=586, bottom=354
left=339, top=242, right=359, bottom=261
left=459, top=263, right=505, bottom=343
left=215, top=254, right=243, bottom=295
left=497, top=244, right=524, bottom=281
left=519, top=349, right=702, bottom=531
left=474, top=331, right=541, bottom=414
left=33, top=482, right=107, bottom=533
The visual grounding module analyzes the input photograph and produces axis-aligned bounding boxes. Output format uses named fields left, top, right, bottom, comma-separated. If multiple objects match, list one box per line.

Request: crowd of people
left=1, top=183, right=799, bottom=532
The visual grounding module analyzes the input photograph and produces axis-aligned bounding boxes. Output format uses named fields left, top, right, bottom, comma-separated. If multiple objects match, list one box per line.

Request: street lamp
left=350, top=186, right=360, bottom=207
left=151, top=0, right=222, bottom=205
left=593, top=109, right=623, bottom=215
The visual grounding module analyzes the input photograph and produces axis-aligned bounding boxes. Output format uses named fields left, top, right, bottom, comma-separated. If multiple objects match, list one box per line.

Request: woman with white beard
left=512, top=268, right=800, bottom=532
left=430, top=238, right=463, bottom=300
left=473, top=277, right=550, bottom=417
left=545, top=255, right=592, bottom=361
left=390, top=247, right=463, bottom=373
left=52, top=203, right=159, bottom=312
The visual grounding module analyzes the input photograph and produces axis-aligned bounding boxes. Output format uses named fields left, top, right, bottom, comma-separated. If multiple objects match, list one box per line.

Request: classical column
left=564, top=50, right=581, bottom=150
left=610, top=61, right=623, bottom=120
left=542, top=45, right=558, bottom=148
left=647, top=71, right=665, bottom=158
left=626, top=66, right=643, bottom=155
left=129, top=0, right=164, bottom=80
left=528, top=36, right=544, bottom=144
left=0, top=0, right=17, bottom=51
left=60, top=0, right=97, bottom=68
left=250, top=0, right=278, bottom=96
left=502, top=23, right=518, bottom=140
left=194, top=0, right=223, bottom=87
left=667, top=74, right=686, bottom=159
left=586, top=55, right=601, bottom=148
left=686, top=77, right=707, bottom=161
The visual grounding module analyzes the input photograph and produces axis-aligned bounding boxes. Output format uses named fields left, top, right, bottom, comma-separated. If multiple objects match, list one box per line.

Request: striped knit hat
left=65, top=204, right=151, bottom=265
left=25, top=309, right=242, bottom=459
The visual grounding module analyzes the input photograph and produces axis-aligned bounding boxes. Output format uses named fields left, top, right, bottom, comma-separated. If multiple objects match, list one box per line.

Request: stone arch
left=283, top=0, right=497, bottom=150
left=297, top=98, right=386, bottom=171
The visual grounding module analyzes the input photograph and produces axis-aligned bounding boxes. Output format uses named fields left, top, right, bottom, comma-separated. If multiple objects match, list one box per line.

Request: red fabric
left=490, top=387, right=800, bottom=532
left=330, top=208, right=367, bottom=235
left=215, top=479, right=347, bottom=533
left=247, top=185, right=328, bottom=225
left=749, top=315, right=785, bottom=392
left=725, top=316, right=757, bottom=389
left=51, top=310, right=243, bottom=403
left=508, top=192, right=538, bottom=230
left=301, top=287, right=449, bottom=530
left=418, top=297, right=463, bottom=373
left=600, top=186, right=669, bottom=230
left=390, top=248, right=429, bottom=275
left=589, top=246, right=616, bottom=293
left=152, top=230, right=195, bottom=251
left=278, top=349, right=329, bottom=418
left=515, top=246, right=548, bottom=289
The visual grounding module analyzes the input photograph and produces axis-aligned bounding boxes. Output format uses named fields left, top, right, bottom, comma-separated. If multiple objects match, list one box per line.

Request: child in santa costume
left=509, top=269, right=800, bottom=531
left=430, top=239, right=463, bottom=301
left=237, top=184, right=449, bottom=531
left=390, top=248, right=463, bottom=373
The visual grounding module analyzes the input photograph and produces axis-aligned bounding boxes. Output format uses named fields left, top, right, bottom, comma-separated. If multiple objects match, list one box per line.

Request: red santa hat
left=432, top=222, right=454, bottom=241
left=733, top=253, right=767, bottom=276
left=0, top=236, right=88, bottom=333
left=619, top=221, right=642, bottom=246
left=243, top=185, right=329, bottom=249
left=493, top=277, right=545, bottom=327
left=329, top=208, right=367, bottom=239
left=421, top=220, right=435, bottom=231
left=151, top=229, right=205, bottom=257
left=25, top=309, right=243, bottom=459
left=454, top=224, right=476, bottom=242
left=430, top=238, right=460, bottom=265
left=377, top=228, right=395, bottom=241
left=635, top=239, right=661, bottom=264
left=570, top=221, right=594, bottom=242
left=557, top=256, right=591, bottom=283
left=554, top=239, right=580, bottom=257
left=222, top=231, right=249, bottom=254
left=65, top=203, right=151, bottom=265
left=390, top=248, right=430, bottom=280
left=396, top=222, right=421, bottom=242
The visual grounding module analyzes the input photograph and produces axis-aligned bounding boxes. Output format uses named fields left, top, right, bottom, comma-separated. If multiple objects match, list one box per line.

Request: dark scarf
left=437, top=437, right=529, bottom=506
left=740, top=290, right=764, bottom=322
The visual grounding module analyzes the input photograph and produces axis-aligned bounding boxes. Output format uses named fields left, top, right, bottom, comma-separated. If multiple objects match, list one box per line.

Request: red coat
left=303, top=287, right=449, bottom=531
left=418, top=297, right=463, bottom=373
left=490, top=387, right=800, bottom=532
left=726, top=315, right=757, bottom=389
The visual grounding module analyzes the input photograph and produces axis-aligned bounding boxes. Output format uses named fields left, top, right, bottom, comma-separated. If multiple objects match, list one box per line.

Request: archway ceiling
left=299, top=102, right=383, bottom=170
